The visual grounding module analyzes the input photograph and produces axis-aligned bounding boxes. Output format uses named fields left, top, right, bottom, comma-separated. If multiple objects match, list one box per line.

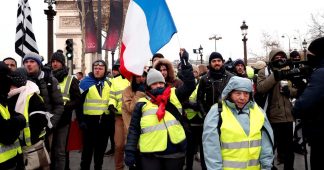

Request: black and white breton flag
left=15, top=0, right=38, bottom=57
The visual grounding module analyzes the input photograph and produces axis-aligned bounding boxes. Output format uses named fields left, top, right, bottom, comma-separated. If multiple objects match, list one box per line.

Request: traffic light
left=65, top=39, right=73, bottom=60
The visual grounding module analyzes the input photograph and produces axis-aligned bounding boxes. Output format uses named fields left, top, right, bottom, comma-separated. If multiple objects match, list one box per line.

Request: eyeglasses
left=93, top=61, right=105, bottom=66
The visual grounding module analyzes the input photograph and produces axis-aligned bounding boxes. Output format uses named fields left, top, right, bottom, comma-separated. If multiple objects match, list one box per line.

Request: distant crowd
left=1, top=37, right=324, bottom=170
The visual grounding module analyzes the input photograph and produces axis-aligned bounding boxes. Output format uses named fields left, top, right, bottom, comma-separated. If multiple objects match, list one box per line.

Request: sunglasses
left=93, top=61, right=105, bottom=66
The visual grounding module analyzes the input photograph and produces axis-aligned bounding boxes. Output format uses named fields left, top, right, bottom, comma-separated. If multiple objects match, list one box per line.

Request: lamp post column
left=302, top=39, right=307, bottom=61
left=44, top=5, right=56, bottom=63
left=240, top=21, right=248, bottom=65
left=243, top=36, right=247, bottom=65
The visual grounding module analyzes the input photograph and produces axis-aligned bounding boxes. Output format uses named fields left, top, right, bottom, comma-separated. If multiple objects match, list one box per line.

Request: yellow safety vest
left=59, top=75, right=73, bottom=105
left=220, top=102, right=264, bottom=170
left=185, top=84, right=201, bottom=120
left=83, top=81, right=110, bottom=115
left=21, top=94, right=46, bottom=147
left=138, top=88, right=186, bottom=152
left=22, top=94, right=32, bottom=147
left=108, top=75, right=129, bottom=115
left=0, top=104, right=22, bottom=163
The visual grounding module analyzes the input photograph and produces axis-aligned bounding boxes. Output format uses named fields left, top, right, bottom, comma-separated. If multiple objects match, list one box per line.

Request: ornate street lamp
left=302, top=39, right=307, bottom=60
left=209, top=35, right=222, bottom=52
left=240, top=21, right=248, bottom=65
left=44, top=0, right=56, bottom=63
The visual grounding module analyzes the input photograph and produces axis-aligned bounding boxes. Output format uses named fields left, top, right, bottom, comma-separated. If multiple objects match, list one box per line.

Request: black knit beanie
left=308, top=37, right=324, bottom=57
left=289, top=51, right=300, bottom=59
left=51, top=51, right=66, bottom=66
left=209, top=52, right=224, bottom=64
left=233, top=59, right=245, bottom=68
left=8, top=67, right=27, bottom=88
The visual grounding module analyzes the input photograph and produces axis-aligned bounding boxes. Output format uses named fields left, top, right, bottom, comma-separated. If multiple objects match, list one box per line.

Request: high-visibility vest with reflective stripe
left=0, top=104, right=22, bottom=163
left=185, top=84, right=201, bottom=120
left=108, top=75, right=129, bottom=115
left=83, top=81, right=110, bottom=115
left=59, top=75, right=73, bottom=105
left=138, top=88, right=186, bottom=152
left=220, top=102, right=264, bottom=170
left=22, top=94, right=32, bottom=147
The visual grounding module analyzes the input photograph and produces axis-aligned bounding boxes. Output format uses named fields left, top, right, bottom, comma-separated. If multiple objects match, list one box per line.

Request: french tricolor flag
left=120, top=0, right=177, bottom=79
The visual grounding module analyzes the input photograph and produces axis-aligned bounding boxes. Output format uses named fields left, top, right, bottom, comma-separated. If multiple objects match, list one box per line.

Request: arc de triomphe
left=55, top=0, right=129, bottom=74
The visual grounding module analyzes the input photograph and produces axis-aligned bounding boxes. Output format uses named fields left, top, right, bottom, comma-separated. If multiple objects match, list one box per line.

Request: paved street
left=69, top=150, right=201, bottom=170
left=69, top=149, right=311, bottom=170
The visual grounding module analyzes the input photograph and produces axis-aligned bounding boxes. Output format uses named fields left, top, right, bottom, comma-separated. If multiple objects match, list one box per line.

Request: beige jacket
left=257, top=49, right=297, bottom=123
left=121, top=86, right=145, bottom=132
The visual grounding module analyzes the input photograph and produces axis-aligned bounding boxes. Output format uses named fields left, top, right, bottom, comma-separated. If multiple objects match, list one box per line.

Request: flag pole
left=21, top=21, right=25, bottom=56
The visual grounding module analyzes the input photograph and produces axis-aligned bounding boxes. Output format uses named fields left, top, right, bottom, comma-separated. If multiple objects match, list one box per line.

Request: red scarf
left=147, top=86, right=171, bottom=121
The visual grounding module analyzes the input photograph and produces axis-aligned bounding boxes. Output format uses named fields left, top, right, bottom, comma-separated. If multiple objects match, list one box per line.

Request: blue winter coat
left=293, top=59, right=324, bottom=142
left=203, top=76, right=274, bottom=170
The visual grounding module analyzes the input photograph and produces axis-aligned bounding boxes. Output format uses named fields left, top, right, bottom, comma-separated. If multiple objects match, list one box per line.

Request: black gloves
left=179, top=48, right=189, bottom=65
left=125, top=150, right=136, bottom=168
left=280, top=85, right=290, bottom=97
left=273, top=68, right=310, bottom=81
left=273, top=70, right=290, bottom=81
left=108, top=105, right=118, bottom=114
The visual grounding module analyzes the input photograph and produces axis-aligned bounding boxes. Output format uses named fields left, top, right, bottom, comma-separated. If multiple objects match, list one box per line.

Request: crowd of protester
left=0, top=37, right=324, bottom=170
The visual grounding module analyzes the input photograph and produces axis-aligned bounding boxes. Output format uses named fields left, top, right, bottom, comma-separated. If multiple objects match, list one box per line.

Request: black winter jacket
left=125, top=63, right=195, bottom=156
left=196, top=67, right=233, bottom=116
left=293, top=59, right=324, bottom=142
left=28, top=68, right=64, bottom=129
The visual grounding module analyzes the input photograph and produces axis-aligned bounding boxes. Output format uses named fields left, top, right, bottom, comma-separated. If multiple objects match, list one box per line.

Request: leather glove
left=179, top=48, right=189, bottom=65
left=125, top=151, right=136, bottom=168
left=273, top=70, right=289, bottom=81
left=79, top=121, right=88, bottom=131
left=280, top=85, right=290, bottom=97
left=108, top=105, right=118, bottom=114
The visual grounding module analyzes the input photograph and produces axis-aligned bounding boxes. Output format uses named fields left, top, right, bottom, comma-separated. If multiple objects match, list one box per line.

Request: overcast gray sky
left=0, top=0, right=323, bottom=66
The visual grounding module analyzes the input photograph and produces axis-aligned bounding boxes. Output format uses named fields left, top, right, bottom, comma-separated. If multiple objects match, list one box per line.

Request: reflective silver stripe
left=177, top=108, right=183, bottom=114
left=25, top=137, right=31, bottom=144
left=248, top=159, right=260, bottom=166
left=221, top=139, right=261, bottom=149
left=223, top=159, right=260, bottom=168
left=85, top=99, right=109, bottom=104
left=110, top=96, right=118, bottom=101
left=141, top=120, right=180, bottom=133
left=188, top=100, right=196, bottom=104
left=0, top=140, right=20, bottom=153
left=250, top=139, right=262, bottom=147
left=190, top=123, right=203, bottom=127
left=223, top=160, right=247, bottom=169
left=142, top=109, right=158, bottom=117
left=111, top=90, right=123, bottom=96
left=63, top=76, right=72, bottom=97
left=143, top=108, right=182, bottom=117
left=84, top=106, right=108, bottom=111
